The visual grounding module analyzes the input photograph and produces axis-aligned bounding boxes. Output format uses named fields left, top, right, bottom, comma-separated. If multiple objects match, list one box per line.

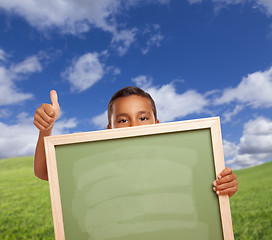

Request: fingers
left=215, top=167, right=237, bottom=185
left=213, top=181, right=238, bottom=196
left=217, top=167, right=232, bottom=179
left=33, top=104, right=56, bottom=131
left=38, top=103, right=55, bottom=118
left=213, top=167, right=238, bottom=197
left=214, top=174, right=236, bottom=186
left=213, top=186, right=238, bottom=198
left=33, top=118, right=52, bottom=132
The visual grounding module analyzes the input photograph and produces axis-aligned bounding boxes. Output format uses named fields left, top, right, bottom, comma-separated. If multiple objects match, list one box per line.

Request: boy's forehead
left=112, top=95, right=152, bottom=112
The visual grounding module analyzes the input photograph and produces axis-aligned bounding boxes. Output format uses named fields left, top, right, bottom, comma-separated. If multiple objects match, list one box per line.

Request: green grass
left=0, top=156, right=54, bottom=240
left=0, top=156, right=271, bottom=239
left=230, top=161, right=272, bottom=240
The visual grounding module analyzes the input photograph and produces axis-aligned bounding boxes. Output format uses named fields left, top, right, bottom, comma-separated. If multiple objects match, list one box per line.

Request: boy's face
left=107, top=95, right=159, bottom=129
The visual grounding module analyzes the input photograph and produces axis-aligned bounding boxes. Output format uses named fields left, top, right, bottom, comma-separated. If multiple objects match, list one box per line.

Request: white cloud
left=212, top=0, right=244, bottom=4
left=223, top=139, right=239, bottom=158
left=225, top=117, right=272, bottom=169
left=239, top=117, right=272, bottom=154
left=105, top=66, right=121, bottom=76
left=0, top=48, right=8, bottom=62
left=0, top=51, right=44, bottom=106
left=0, top=112, right=78, bottom=159
left=113, top=67, right=121, bottom=75
left=0, top=109, right=12, bottom=119
left=215, top=66, right=272, bottom=108
left=0, top=0, right=120, bottom=34
left=111, top=28, right=138, bottom=56
left=0, top=66, right=32, bottom=105
left=53, top=118, right=78, bottom=135
left=226, top=153, right=267, bottom=170
left=91, top=111, right=108, bottom=129
left=255, top=0, right=272, bottom=15
left=141, top=24, right=164, bottom=55
left=222, top=104, right=243, bottom=123
left=0, top=121, right=36, bottom=159
left=131, top=75, right=152, bottom=88
left=62, top=53, right=104, bottom=93
left=188, top=0, right=244, bottom=6
left=187, top=0, right=272, bottom=16
left=133, top=75, right=209, bottom=122
left=187, top=0, right=203, bottom=4
left=0, top=1, right=168, bottom=55
left=1, top=0, right=272, bottom=38
left=0, top=0, right=172, bottom=34
left=10, top=56, right=42, bottom=74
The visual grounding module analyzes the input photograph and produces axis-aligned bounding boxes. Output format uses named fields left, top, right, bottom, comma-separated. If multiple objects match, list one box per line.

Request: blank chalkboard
left=44, top=117, right=234, bottom=240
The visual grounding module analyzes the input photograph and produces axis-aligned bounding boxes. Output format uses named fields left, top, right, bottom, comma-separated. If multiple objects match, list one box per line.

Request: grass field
left=0, top=157, right=54, bottom=240
left=0, top=156, right=271, bottom=239
left=230, top=160, right=272, bottom=239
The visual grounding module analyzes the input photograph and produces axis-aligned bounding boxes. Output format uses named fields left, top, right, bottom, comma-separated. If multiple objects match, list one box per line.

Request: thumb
left=50, top=90, right=59, bottom=108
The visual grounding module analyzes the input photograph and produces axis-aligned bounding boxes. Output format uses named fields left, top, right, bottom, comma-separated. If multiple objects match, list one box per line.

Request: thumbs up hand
left=33, top=90, right=60, bottom=132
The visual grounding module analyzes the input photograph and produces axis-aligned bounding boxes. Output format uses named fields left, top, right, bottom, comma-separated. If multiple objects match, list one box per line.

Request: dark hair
left=108, top=86, right=157, bottom=125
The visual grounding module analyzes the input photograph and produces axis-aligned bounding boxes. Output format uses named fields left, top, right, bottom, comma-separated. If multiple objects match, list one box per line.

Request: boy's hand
left=212, top=167, right=238, bottom=197
left=33, top=90, right=60, bottom=132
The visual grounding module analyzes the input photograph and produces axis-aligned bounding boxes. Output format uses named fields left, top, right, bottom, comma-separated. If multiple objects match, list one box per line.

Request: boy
left=33, top=86, right=238, bottom=197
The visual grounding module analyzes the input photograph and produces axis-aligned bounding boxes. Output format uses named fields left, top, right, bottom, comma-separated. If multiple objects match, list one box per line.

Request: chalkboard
left=44, top=117, right=234, bottom=240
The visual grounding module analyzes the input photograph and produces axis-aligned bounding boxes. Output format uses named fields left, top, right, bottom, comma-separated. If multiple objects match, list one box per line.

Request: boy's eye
left=140, top=117, right=148, bottom=121
left=119, top=119, right=128, bottom=123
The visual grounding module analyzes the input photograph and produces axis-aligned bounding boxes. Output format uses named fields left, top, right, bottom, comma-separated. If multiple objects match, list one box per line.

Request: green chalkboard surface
left=45, top=118, right=233, bottom=240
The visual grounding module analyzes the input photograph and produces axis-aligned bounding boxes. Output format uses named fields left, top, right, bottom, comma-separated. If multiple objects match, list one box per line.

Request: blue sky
left=0, top=0, right=272, bottom=169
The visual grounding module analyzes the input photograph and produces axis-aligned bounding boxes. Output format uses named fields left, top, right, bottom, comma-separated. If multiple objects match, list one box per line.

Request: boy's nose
left=129, top=120, right=139, bottom=127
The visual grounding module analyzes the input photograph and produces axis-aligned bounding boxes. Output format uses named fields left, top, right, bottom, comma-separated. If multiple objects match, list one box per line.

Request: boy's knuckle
left=226, top=175, right=232, bottom=181
left=222, top=176, right=229, bottom=183
left=36, top=108, right=41, bottom=114
left=46, top=108, right=54, bottom=117
left=34, top=121, right=42, bottom=130
left=226, top=167, right=232, bottom=174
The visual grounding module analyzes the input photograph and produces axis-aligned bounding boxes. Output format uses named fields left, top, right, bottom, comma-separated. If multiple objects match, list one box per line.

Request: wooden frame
left=44, top=117, right=234, bottom=240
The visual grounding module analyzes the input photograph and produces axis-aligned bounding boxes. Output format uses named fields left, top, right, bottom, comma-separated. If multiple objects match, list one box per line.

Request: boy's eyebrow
left=137, top=111, right=152, bottom=115
left=115, top=113, right=129, bottom=118
left=115, top=111, right=151, bottom=118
